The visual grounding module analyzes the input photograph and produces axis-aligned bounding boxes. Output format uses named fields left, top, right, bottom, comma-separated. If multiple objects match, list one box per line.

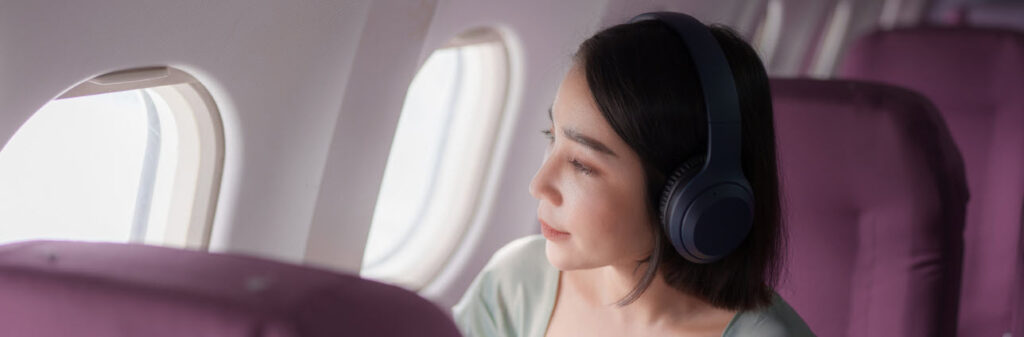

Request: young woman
left=453, top=13, right=815, bottom=337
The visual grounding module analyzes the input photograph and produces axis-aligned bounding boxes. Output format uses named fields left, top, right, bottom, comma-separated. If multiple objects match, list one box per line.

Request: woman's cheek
left=588, top=178, right=652, bottom=245
left=569, top=179, right=622, bottom=236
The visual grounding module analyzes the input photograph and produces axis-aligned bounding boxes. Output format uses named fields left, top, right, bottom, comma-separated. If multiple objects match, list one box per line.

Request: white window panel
left=0, top=67, right=223, bottom=249
left=362, top=31, right=509, bottom=290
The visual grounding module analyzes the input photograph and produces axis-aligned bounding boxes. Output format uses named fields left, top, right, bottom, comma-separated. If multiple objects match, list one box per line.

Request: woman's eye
left=570, top=158, right=594, bottom=176
left=541, top=129, right=554, bottom=143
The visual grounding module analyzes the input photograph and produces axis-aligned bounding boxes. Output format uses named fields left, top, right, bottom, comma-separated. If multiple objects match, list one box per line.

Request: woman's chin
left=545, top=240, right=586, bottom=271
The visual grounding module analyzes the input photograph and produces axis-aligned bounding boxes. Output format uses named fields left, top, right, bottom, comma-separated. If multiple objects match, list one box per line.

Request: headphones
left=628, top=12, right=754, bottom=264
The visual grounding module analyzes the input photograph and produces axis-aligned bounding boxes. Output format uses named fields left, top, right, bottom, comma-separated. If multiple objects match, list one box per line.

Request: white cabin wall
left=303, top=0, right=441, bottom=272
left=767, top=0, right=837, bottom=76
left=0, top=0, right=375, bottom=263
left=599, top=0, right=752, bottom=27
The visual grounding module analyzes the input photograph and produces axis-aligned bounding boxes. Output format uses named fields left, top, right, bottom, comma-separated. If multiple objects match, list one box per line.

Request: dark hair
left=574, top=19, right=783, bottom=311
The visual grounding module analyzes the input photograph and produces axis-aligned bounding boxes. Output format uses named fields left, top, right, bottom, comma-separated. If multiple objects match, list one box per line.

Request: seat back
left=772, top=78, right=967, bottom=337
left=839, top=27, right=1024, bottom=337
left=0, top=240, right=461, bottom=337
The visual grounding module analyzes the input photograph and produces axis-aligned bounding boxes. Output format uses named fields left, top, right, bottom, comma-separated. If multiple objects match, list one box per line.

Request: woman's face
left=530, top=64, right=656, bottom=271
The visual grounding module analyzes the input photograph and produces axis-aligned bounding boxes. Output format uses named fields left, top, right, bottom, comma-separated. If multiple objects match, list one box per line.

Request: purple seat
left=0, top=240, right=461, bottom=337
left=772, top=79, right=968, bottom=337
left=838, top=27, right=1024, bottom=337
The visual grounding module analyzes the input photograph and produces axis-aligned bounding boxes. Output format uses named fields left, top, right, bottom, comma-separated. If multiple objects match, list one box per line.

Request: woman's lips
left=540, top=219, right=570, bottom=241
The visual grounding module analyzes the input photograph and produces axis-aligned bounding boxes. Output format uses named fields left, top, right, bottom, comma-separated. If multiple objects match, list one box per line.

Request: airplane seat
left=771, top=78, right=968, bottom=337
left=838, top=27, right=1024, bottom=337
left=0, top=240, right=461, bottom=337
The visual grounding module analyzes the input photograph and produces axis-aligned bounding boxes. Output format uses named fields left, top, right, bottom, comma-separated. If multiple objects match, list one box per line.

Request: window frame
left=145, top=81, right=224, bottom=250
left=360, top=28, right=511, bottom=290
left=2, top=66, right=224, bottom=249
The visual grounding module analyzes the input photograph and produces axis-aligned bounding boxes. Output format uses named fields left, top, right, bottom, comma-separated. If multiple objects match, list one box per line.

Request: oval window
left=361, top=28, right=510, bottom=290
left=0, top=67, right=223, bottom=249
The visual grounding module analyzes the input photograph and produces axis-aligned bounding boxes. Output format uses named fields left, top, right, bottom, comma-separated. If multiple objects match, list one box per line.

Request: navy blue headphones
left=628, top=12, right=754, bottom=264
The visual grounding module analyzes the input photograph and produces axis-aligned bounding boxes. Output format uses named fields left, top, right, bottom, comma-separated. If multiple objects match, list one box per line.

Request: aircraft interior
left=1, top=0, right=1022, bottom=336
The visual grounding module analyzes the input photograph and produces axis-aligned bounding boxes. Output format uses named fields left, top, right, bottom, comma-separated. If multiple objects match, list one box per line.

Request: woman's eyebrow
left=563, top=127, right=617, bottom=157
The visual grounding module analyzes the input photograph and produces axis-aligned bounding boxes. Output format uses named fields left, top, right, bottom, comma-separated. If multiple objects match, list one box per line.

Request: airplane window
left=362, top=28, right=509, bottom=290
left=0, top=67, right=223, bottom=249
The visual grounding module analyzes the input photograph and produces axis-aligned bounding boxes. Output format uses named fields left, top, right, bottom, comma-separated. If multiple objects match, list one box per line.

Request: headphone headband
left=629, top=12, right=743, bottom=174
left=628, top=12, right=754, bottom=263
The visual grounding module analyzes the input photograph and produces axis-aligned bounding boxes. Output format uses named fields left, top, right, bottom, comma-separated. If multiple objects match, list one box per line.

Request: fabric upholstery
left=839, top=27, right=1024, bottom=337
left=0, top=240, right=461, bottom=337
left=772, top=78, right=968, bottom=337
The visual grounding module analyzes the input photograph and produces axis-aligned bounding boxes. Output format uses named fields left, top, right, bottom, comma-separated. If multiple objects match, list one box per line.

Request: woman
left=453, top=12, right=815, bottom=337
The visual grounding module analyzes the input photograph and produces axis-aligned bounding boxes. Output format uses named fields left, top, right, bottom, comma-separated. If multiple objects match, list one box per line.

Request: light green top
left=452, top=235, right=816, bottom=337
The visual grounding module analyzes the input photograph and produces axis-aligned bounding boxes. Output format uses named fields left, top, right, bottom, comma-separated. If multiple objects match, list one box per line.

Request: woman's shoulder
left=452, top=235, right=559, bottom=337
left=452, top=235, right=552, bottom=304
left=481, top=234, right=551, bottom=280
left=724, top=293, right=817, bottom=337
left=464, top=234, right=556, bottom=298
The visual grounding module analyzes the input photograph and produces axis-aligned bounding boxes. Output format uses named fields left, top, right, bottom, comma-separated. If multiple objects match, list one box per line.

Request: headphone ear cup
left=659, top=156, right=706, bottom=226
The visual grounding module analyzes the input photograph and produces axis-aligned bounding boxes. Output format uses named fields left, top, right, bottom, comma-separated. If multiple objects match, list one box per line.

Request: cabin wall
left=0, top=1, right=379, bottom=263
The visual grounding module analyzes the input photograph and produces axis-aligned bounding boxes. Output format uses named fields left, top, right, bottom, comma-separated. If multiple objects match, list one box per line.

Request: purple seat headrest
left=772, top=78, right=967, bottom=337
left=0, top=240, right=461, bottom=337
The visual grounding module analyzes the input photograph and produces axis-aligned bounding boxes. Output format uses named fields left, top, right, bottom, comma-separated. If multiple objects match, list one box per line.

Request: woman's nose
left=529, top=156, right=562, bottom=206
